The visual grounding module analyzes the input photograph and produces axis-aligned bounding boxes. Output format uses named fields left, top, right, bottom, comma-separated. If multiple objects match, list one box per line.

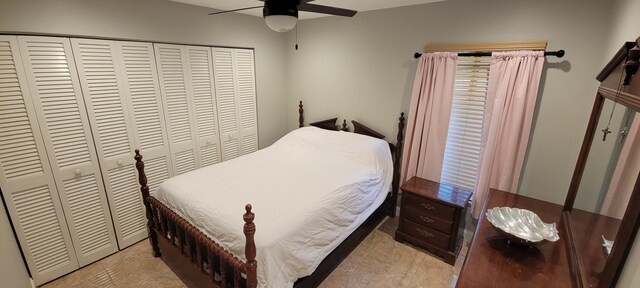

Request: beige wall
left=602, top=0, right=640, bottom=286
left=287, top=0, right=612, bottom=206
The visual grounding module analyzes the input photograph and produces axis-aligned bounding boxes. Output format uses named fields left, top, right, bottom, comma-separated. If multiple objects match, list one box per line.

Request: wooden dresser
left=456, top=189, right=623, bottom=287
left=394, top=177, right=472, bottom=264
left=456, top=189, right=571, bottom=287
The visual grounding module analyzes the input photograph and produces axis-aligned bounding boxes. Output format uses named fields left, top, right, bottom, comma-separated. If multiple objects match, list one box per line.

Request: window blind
left=440, top=56, right=490, bottom=191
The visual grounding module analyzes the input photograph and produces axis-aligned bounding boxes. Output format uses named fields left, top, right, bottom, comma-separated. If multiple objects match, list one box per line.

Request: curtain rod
left=413, top=49, right=565, bottom=59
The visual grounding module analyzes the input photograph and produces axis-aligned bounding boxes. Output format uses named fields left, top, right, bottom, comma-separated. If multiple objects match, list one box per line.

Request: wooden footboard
left=134, top=150, right=257, bottom=288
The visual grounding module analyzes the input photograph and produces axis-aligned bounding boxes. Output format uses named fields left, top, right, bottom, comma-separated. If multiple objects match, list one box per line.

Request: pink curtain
left=601, top=114, right=640, bottom=219
left=471, top=51, right=545, bottom=218
left=401, top=53, right=458, bottom=184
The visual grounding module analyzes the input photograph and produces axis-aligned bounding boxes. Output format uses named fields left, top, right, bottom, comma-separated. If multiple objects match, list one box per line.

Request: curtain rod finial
left=414, top=52, right=422, bottom=59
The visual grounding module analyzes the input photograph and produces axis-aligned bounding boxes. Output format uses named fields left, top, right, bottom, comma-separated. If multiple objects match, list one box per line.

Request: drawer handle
left=416, top=228, right=433, bottom=238
left=421, top=203, right=436, bottom=210
left=419, top=215, right=434, bottom=223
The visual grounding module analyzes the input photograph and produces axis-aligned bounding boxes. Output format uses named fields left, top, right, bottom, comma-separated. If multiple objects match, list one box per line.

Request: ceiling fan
left=208, top=0, right=357, bottom=32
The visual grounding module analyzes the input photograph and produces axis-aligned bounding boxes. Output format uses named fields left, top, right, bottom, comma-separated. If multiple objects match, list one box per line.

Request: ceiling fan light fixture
left=264, top=15, right=297, bottom=32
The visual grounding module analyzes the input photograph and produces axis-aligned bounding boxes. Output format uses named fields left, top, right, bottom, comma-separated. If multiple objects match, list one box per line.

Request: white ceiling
left=171, top=0, right=446, bottom=19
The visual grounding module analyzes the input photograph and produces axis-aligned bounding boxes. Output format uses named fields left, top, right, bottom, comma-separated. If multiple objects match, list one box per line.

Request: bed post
left=243, top=204, right=258, bottom=288
left=299, top=101, right=304, bottom=128
left=341, top=120, right=349, bottom=131
left=134, top=149, right=161, bottom=257
left=390, top=113, right=405, bottom=217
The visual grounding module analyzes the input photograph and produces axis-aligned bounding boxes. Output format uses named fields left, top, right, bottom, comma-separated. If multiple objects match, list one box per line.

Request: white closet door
left=233, top=49, right=258, bottom=154
left=71, top=38, right=147, bottom=249
left=0, top=35, right=79, bottom=286
left=213, top=48, right=258, bottom=160
left=212, top=48, right=241, bottom=161
left=186, top=46, right=221, bottom=167
left=116, top=41, right=173, bottom=195
left=154, top=44, right=198, bottom=174
left=18, top=36, right=118, bottom=267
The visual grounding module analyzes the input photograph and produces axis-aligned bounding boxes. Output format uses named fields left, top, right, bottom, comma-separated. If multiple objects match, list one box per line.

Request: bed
left=133, top=101, right=405, bottom=287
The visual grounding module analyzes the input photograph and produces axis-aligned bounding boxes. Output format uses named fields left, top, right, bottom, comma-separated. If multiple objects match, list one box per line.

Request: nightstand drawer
left=404, top=206, right=453, bottom=235
left=403, top=219, right=450, bottom=250
left=405, top=193, right=456, bottom=220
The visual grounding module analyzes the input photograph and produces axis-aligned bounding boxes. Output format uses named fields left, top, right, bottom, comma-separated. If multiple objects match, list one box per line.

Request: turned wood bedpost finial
left=395, top=112, right=406, bottom=176
left=390, top=113, right=405, bottom=217
left=135, top=149, right=161, bottom=257
left=134, top=149, right=149, bottom=198
left=243, top=204, right=257, bottom=288
left=341, top=119, right=349, bottom=131
left=397, top=112, right=405, bottom=150
left=299, top=101, right=304, bottom=128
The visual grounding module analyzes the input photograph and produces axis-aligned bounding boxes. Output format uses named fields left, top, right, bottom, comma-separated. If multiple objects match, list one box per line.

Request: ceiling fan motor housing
left=263, top=0, right=299, bottom=18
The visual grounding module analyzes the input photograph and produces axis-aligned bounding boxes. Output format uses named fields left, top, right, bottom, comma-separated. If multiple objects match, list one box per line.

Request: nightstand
left=394, top=177, right=472, bottom=265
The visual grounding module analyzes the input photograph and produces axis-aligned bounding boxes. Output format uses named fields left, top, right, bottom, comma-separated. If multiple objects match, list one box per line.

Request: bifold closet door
left=115, top=41, right=173, bottom=194
left=0, top=35, right=79, bottom=285
left=234, top=49, right=258, bottom=155
left=186, top=46, right=222, bottom=167
left=212, top=48, right=258, bottom=161
left=154, top=44, right=221, bottom=174
left=71, top=38, right=167, bottom=249
left=17, top=36, right=118, bottom=268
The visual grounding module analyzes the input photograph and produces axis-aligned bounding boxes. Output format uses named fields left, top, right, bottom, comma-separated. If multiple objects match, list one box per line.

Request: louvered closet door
left=186, top=46, right=221, bottom=167
left=71, top=38, right=148, bottom=249
left=213, top=48, right=258, bottom=161
left=154, top=44, right=199, bottom=175
left=233, top=49, right=258, bottom=155
left=212, top=48, right=241, bottom=161
left=0, top=35, right=79, bottom=285
left=18, top=36, right=118, bottom=267
left=115, top=41, right=173, bottom=196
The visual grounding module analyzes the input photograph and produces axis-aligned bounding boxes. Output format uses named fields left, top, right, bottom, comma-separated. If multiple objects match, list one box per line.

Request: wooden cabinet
left=394, top=177, right=471, bottom=264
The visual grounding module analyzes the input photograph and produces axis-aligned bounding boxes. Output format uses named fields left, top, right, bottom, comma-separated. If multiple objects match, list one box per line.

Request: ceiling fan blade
left=297, top=3, right=357, bottom=17
left=257, top=0, right=316, bottom=2
left=208, top=6, right=263, bottom=15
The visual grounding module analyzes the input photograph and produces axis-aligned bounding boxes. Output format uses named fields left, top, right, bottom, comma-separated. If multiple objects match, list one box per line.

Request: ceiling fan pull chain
left=295, top=24, right=299, bottom=50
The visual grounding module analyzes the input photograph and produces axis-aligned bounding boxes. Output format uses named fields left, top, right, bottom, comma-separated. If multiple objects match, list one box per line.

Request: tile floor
left=42, top=217, right=470, bottom=288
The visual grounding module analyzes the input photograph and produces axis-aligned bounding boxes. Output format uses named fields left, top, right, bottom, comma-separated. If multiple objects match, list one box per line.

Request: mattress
left=155, top=127, right=393, bottom=287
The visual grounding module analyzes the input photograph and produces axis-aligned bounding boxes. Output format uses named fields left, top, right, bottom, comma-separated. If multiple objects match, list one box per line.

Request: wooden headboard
left=307, top=118, right=340, bottom=131
left=298, top=102, right=390, bottom=138
left=351, top=120, right=385, bottom=139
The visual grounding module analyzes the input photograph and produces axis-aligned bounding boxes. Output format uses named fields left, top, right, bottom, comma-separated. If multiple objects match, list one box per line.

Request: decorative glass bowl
left=486, top=207, right=560, bottom=246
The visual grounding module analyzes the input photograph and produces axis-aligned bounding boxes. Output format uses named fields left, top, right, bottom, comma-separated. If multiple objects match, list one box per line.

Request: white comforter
left=155, top=127, right=393, bottom=287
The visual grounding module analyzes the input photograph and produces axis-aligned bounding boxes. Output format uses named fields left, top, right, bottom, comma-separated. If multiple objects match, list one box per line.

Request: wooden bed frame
left=134, top=101, right=405, bottom=287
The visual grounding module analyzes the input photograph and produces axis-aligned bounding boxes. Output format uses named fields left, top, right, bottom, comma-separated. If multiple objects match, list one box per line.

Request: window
left=440, top=56, right=490, bottom=191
